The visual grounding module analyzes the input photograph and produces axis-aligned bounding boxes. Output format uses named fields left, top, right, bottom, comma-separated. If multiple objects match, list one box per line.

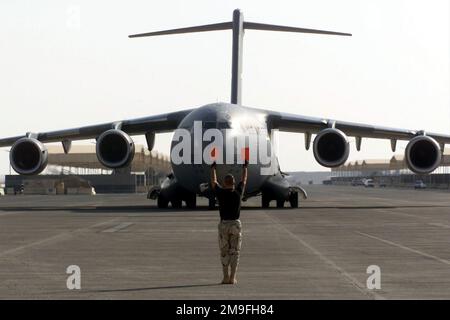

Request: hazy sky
left=0, top=0, right=448, bottom=174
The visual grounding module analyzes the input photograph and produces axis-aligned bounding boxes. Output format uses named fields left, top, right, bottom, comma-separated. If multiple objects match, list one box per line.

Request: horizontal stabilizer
left=244, top=22, right=351, bottom=37
left=129, top=21, right=351, bottom=39
left=129, top=22, right=232, bottom=38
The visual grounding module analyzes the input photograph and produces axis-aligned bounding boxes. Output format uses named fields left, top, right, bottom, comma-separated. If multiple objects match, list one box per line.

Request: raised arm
left=210, top=162, right=218, bottom=190
left=241, top=160, right=248, bottom=188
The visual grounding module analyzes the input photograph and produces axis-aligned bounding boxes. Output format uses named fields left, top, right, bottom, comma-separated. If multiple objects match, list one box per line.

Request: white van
left=364, top=179, right=375, bottom=188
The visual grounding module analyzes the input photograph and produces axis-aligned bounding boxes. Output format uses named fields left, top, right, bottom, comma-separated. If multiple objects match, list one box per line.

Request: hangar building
left=5, top=144, right=171, bottom=194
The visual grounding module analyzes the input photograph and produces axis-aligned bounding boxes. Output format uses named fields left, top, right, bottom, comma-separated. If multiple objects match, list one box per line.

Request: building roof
left=47, top=144, right=170, bottom=172
left=333, top=148, right=450, bottom=172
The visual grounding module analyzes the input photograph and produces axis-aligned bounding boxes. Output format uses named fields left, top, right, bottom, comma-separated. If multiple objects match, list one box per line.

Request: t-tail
left=129, top=9, right=351, bottom=106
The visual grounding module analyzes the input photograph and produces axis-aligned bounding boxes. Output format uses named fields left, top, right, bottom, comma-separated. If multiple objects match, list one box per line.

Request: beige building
left=332, top=148, right=450, bottom=178
left=5, top=144, right=171, bottom=194
left=45, top=144, right=170, bottom=174
left=331, top=149, right=450, bottom=188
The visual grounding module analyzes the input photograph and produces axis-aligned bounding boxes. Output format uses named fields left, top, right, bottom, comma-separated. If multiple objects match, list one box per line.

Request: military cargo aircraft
left=1, top=9, right=448, bottom=209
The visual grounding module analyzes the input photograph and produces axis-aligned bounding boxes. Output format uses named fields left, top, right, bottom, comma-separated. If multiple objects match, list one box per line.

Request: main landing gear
left=157, top=194, right=197, bottom=209
left=150, top=187, right=198, bottom=209
left=261, top=191, right=299, bottom=209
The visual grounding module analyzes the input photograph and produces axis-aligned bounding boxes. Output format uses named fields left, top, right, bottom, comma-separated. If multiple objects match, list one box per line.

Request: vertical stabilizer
left=230, top=9, right=244, bottom=105
left=129, top=9, right=351, bottom=106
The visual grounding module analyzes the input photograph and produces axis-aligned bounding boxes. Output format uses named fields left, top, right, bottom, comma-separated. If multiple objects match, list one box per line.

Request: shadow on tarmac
left=0, top=204, right=449, bottom=213
left=85, top=283, right=222, bottom=293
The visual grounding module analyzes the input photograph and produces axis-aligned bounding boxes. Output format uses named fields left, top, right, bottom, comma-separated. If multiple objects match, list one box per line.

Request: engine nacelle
left=96, top=129, right=135, bottom=168
left=313, top=128, right=350, bottom=168
left=405, top=136, right=441, bottom=174
left=10, top=138, right=48, bottom=175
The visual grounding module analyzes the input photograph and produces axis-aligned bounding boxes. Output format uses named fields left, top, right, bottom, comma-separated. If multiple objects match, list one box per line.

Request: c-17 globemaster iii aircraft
left=1, top=9, right=449, bottom=209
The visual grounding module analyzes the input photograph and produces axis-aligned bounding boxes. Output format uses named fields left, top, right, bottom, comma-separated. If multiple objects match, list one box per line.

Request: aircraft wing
left=0, top=108, right=193, bottom=148
left=266, top=110, right=450, bottom=147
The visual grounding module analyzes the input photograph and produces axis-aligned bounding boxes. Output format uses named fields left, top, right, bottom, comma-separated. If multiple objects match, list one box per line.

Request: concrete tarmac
left=0, top=185, right=450, bottom=299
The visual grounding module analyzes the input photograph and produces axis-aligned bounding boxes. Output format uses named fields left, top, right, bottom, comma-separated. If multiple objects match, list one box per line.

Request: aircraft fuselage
left=170, top=103, right=279, bottom=196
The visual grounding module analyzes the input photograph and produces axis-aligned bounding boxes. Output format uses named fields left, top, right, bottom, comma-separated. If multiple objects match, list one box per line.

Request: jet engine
left=10, top=138, right=48, bottom=175
left=405, top=135, right=441, bottom=174
left=313, top=128, right=350, bottom=168
left=96, top=129, right=135, bottom=168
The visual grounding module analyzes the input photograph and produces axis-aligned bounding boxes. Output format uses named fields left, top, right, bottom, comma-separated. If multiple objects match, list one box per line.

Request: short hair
left=224, top=174, right=235, bottom=186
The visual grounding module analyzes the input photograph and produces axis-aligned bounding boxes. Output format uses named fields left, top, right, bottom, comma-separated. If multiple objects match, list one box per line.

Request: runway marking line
left=356, top=232, right=450, bottom=266
left=0, top=212, right=18, bottom=217
left=0, top=218, right=120, bottom=257
left=373, top=209, right=450, bottom=229
left=264, top=213, right=385, bottom=300
left=428, top=223, right=450, bottom=229
left=102, top=222, right=134, bottom=233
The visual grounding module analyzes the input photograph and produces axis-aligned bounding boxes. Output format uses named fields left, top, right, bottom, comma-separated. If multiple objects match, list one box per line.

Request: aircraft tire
left=276, top=199, right=285, bottom=208
left=186, top=195, right=197, bottom=209
left=289, top=192, right=299, bottom=208
left=171, top=199, right=182, bottom=209
left=262, top=194, right=271, bottom=208
left=157, top=195, right=169, bottom=209
left=208, top=197, right=216, bottom=210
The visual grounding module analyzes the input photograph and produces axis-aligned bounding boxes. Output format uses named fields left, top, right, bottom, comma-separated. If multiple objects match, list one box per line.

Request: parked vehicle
left=414, top=180, right=426, bottom=189
left=351, top=179, right=364, bottom=186
left=364, top=179, right=375, bottom=188
left=13, top=184, right=24, bottom=195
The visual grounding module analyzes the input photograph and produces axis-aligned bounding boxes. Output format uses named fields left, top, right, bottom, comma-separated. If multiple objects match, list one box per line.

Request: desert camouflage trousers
left=218, top=219, right=242, bottom=268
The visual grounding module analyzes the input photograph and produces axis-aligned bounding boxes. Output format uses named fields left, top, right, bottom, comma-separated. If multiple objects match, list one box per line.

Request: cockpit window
left=217, top=122, right=231, bottom=129
left=203, top=122, right=217, bottom=130
left=199, top=122, right=231, bottom=130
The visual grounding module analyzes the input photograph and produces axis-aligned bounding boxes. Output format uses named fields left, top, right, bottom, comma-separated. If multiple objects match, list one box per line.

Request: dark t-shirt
left=214, top=182, right=244, bottom=220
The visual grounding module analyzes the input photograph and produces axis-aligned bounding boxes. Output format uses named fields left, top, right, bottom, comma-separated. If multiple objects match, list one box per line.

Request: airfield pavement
left=0, top=185, right=450, bottom=299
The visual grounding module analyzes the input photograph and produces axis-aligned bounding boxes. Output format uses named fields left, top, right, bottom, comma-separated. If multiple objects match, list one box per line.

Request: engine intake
left=313, top=128, right=350, bottom=168
left=10, top=138, right=48, bottom=175
left=96, top=129, right=135, bottom=168
left=405, top=136, right=441, bottom=174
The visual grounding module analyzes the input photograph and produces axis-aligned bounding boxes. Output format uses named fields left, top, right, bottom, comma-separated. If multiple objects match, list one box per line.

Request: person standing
left=210, top=161, right=248, bottom=284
